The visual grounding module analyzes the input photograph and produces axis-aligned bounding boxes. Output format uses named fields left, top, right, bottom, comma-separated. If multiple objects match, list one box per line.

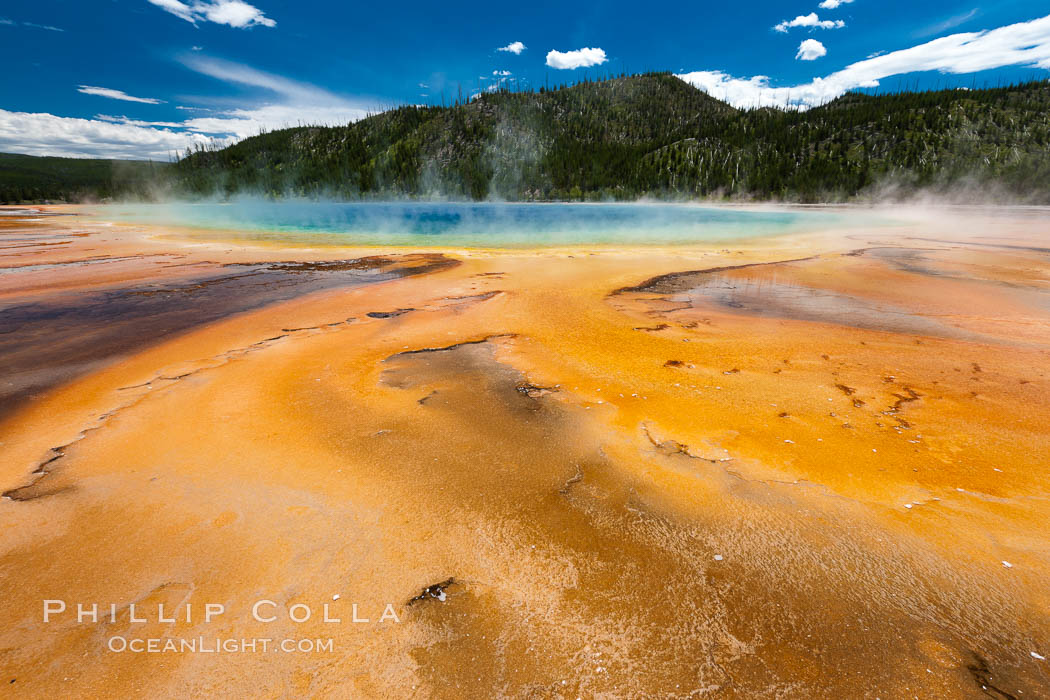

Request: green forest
left=5, top=73, right=1050, bottom=203
left=0, top=153, right=167, bottom=204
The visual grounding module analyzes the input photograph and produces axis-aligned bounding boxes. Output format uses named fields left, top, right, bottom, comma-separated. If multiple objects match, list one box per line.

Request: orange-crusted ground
left=0, top=205, right=1048, bottom=698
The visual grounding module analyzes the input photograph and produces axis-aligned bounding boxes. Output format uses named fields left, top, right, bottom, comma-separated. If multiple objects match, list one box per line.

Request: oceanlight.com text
left=107, top=637, right=335, bottom=654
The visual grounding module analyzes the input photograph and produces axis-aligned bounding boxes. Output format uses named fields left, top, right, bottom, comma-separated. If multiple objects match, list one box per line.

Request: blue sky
left=1, top=0, right=1048, bottom=159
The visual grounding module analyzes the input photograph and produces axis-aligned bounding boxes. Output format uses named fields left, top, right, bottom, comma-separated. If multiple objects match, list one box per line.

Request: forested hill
left=177, top=73, right=735, bottom=201
left=172, top=73, right=1050, bottom=203
left=0, top=153, right=166, bottom=204
left=6, top=73, right=1050, bottom=204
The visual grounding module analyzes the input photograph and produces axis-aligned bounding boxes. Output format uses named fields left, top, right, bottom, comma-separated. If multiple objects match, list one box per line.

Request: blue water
left=100, top=201, right=859, bottom=247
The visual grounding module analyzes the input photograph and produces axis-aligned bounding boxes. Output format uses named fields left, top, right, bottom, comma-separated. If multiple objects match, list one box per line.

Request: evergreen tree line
left=173, top=73, right=1050, bottom=203
left=0, top=153, right=165, bottom=204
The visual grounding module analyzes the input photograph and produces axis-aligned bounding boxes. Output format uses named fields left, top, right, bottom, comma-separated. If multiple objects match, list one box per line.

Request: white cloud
left=177, top=56, right=373, bottom=135
left=796, top=39, right=827, bottom=61
left=1, top=18, right=65, bottom=30
left=23, top=22, right=64, bottom=31
left=180, top=55, right=364, bottom=110
left=545, top=47, right=608, bottom=70
left=919, top=9, right=979, bottom=37
left=77, top=86, right=165, bottom=104
left=818, top=0, right=853, bottom=9
left=0, top=109, right=214, bottom=160
left=0, top=94, right=373, bottom=160
left=775, top=13, right=845, bottom=33
left=147, top=0, right=196, bottom=23
left=146, top=0, right=275, bottom=28
left=497, top=41, right=526, bottom=54
left=0, top=56, right=380, bottom=159
left=680, top=13, right=1050, bottom=109
left=181, top=104, right=367, bottom=139
left=483, top=70, right=515, bottom=93
left=96, top=114, right=185, bottom=128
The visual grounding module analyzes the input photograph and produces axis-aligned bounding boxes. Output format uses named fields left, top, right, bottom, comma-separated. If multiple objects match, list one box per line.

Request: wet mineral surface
left=0, top=206, right=1048, bottom=697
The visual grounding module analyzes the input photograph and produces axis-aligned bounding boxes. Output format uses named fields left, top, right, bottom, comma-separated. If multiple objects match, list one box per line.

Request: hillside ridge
left=4, top=73, right=1050, bottom=203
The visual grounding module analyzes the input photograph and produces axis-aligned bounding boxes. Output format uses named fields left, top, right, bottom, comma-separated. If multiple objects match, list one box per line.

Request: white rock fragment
left=713, top=554, right=723, bottom=561
left=332, top=594, right=340, bottom=600
left=1002, top=561, right=1013, bottom=568
left=784, top=439, right=794, bottom=444
left=904, top=504, right=913, bottom=509
left=1032, top=651, right=1045, bottom=660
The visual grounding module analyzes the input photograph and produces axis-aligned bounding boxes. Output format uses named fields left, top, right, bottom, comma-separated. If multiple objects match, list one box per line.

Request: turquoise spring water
left=99, top=201, right=862, bottom=247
